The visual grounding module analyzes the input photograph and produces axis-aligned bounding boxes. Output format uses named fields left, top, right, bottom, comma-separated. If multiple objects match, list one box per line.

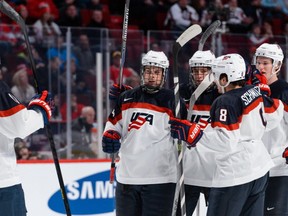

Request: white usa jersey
left=186, top=85, right=283, bottom=187
left=0, top=81, right=44, bottom=188
left=179, top=84, right=220, bottom=187
left=104, top=86, right=187, bottom=185
left=262, top=79, right=288, bottom=177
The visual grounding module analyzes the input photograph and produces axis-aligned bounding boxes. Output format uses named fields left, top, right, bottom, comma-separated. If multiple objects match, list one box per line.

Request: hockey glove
left=28, top=90, right=54, bottom=125
left=102, top=130, right=121, bottom=153
left=282, top=147, right=288, bottom=164
left=247, top=69, right=271, bottom=96
left=109, top=84, right=132, bottom=102
left=169, top=117, right=203, bottom=147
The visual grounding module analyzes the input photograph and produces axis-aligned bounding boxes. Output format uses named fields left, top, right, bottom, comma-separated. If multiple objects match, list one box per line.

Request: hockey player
left=176, top=50, right=219, bottom=216
left=202, top=53, right=283, bottom=216
left=253, top=43, right=288, bottom=216
left=102, top=50, right=202, bottom=216
left=0, top=80, right=53, bottom=216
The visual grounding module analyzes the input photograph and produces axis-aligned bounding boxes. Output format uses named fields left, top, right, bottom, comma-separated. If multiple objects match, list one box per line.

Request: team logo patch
left=128, top=112, right=154, bottom=131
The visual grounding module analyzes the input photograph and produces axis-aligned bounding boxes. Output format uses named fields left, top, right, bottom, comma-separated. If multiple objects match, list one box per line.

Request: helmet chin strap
left=266, top=64, right=280, bottom=83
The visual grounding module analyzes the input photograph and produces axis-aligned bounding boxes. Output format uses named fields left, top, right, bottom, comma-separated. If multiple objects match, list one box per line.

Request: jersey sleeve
left=263, top=95, right=284, bottom=131
left=0, top=81, right=44, bottom=139
left=280, top=89, right=288, bottom=124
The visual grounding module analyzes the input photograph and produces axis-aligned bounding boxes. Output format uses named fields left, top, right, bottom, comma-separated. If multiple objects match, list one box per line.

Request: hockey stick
left=172, top=24, right=202, bottom=216
left=198, top=20, right=221, bottom=51
left=187, top=72, right=215, bottom=121
left=186, top=21, right=220, bottom=121
left=0, top=1, right=72, bottom=215
left=110, top=0, right=130, bottom=184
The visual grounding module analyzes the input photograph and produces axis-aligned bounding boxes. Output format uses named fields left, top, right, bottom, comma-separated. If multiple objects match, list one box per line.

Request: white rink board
left=18, top=160, right=207, bottom=216
left=19, top=160, right=116, bottom=216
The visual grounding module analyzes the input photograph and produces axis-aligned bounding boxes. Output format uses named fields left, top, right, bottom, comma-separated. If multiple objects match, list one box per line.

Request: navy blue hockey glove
left=28, top=90, right=54, bottom=125
left=169, top=117, right=203, bottom=147
left=282, top=147, right=288, bottom=164
left=102, top=130, right=121, bottom=153
left=246, top=69, right=271, bottom=96
left=109, top=84, right=132, bottom=101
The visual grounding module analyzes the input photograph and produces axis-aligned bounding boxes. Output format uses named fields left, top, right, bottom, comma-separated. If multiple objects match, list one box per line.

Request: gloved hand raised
left=246, top=69, right=271, bottom=96
left=169, top=117, right=203, bottom=147
left=282, top=147, right=288, bottom=164
left=102, top=130, right=121, bottom=153
left=109, top=84, right=132, bottom=101
left=28, top=90, right=54, bottom=125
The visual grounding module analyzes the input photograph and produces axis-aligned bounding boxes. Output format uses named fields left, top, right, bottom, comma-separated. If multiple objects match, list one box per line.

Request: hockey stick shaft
left=0, top=1, right=72, bottom=215
left=110, top=0, right=130, bottom=184
left=187, top=72, right=215, bottom=121
left=172, top=24, right=202, bottom=216
left=118, top=0, right=130, bottom=87
left=198, top=20, right=221, bottom=51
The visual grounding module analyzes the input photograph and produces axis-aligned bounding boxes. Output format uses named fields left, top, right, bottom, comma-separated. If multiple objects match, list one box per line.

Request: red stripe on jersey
left=108, top=112, right=122, bottom=125
left=193, top=104, right=211, bottom=111
left=264, top=98, right=280, bottom=113
left=283, top=101, right=288, bottom=112
left=0, top=104, right=26, bottom=117
left=211, top=121, right=239, bottom=130
left=243, top=97, right=262, bottom=115
left=122, top=102, right=174, bottom=117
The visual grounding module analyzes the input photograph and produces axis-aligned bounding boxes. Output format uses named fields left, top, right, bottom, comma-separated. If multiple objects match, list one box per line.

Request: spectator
left=164, top=0, right=199, bottom=32
left=85, top=0, right=103, bottom=10
left=51, top=94, right=62, bottom=121
left=71, top=106, right=97, bottom=159
left=32, top=2, right=62, bottom=47
left=248, top=24, right=270, bottom=56
left=60, top=58, right=88, bottom=94
left=46, top=56, right=62, bottom=93
left=57, top=4, right=82, bottom=28
left=26, top=0, right=59, bottom=22
left=73, top=33, right=95, bottom=73
left=243, top=0, right=266, bottom=26
left=11, top=68, right=36, bottom=105
left=206, top=0, right=230, bottom=22
left=193, top=0, right=213, bottom=29
left=56, top=0, right=86, bottom=10
left=46, top=36, right=78, bottom=65
left=86, top=9, right=106, bottom=28
left=262, top=20, right=274, bottom=40
left=124, top=73, right=141, bottom=88
left=60, top=93, right=85, bottom=121
left=224, top=0, right=253, bottom=33
left=109, top=50, right=138, bottom=85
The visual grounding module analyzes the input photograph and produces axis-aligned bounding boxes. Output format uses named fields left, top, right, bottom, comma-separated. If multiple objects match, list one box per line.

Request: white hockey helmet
left=141, top=50, right=169, bottom=93
left=212, top=53, right=246, bottom=88
left=253, top=43, right=284, bottom=73
left=189, top=50, right=216, bottom=68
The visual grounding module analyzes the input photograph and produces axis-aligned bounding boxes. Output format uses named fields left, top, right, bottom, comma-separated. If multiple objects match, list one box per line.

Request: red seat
left=80, top=9, right=93, bottom=27
left=109, top=15, right=123, bottom=29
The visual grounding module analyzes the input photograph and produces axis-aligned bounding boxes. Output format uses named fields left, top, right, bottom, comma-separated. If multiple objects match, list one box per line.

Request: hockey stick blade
left=174, top=24, right=202, bottom=53
left=198, top=20, right=221, bottom=51
left=187, top=72, right=215, bottom=121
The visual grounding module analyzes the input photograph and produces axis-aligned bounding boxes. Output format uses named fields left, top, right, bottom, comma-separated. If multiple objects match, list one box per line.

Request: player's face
left=143, top=66, right=164, bottom=87
left=255, top=56, right=273, bottom=79
left=191, top=67, right=210, bottom=86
